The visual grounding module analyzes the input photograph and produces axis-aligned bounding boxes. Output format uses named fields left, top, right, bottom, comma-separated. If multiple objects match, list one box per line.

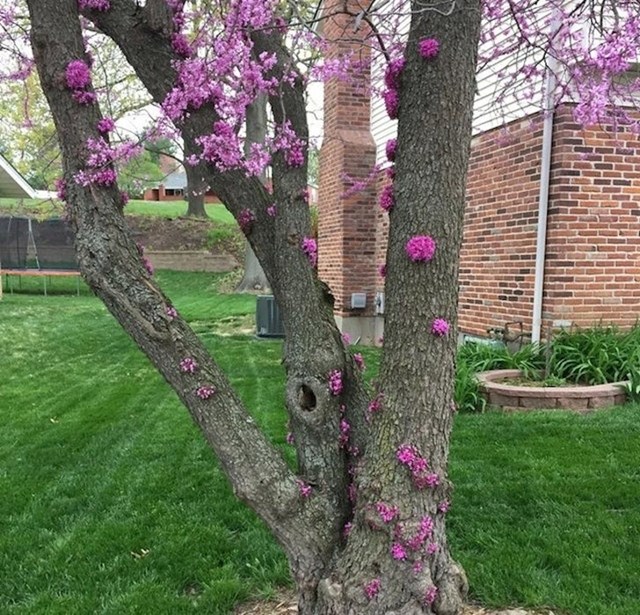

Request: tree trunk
left=236, top=92, right=269, bottom=292
left=26, top=0, right=482, bottom=613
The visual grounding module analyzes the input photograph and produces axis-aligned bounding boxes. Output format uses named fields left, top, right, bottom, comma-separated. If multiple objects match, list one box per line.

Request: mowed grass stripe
left=1, top=272, right=639, bottom=614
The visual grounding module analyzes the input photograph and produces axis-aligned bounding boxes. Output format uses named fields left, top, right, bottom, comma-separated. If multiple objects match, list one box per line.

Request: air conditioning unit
left=256, top=295, right=285, bottom=338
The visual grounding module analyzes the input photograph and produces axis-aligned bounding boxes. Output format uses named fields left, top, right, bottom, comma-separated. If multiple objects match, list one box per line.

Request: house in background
left=318, top=1, right=640, bottom=345
left=143, top=154, right=221, bottom=203
left=0, top=153, right=37, bottom=199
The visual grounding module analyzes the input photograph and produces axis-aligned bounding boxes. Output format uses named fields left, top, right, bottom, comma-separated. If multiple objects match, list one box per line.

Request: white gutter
left=531, top=22, right=561, bottom=345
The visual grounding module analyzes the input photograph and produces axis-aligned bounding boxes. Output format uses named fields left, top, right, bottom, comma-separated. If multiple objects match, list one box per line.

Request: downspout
left=531, top=26, right=560, bottom=344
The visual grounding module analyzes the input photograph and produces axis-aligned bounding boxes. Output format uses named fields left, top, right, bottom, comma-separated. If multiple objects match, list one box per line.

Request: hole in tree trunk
left=298, top=384, right=317, bottom=411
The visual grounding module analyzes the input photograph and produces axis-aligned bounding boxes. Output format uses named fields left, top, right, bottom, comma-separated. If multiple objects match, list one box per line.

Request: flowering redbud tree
left=8, top=0, right=640, bottom=613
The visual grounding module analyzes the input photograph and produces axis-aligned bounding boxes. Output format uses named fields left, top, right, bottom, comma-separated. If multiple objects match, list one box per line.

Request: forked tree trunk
left=26, top=0, right=481, bottom=613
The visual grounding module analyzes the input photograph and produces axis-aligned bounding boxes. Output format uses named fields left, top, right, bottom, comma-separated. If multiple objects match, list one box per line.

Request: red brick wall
left=458, top=117, right=543, bottom=337
left=318, top=0, right=378, bottom=317
left=544, top=107, right=640, bottom=330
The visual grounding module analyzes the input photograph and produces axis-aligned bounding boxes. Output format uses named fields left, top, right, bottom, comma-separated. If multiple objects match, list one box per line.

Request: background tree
left=8, top=0, right=639, bottom=613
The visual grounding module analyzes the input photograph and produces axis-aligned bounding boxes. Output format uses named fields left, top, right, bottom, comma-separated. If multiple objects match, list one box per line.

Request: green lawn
left=1, top=273, right=638, bottom=615
left=0, top=197, right=235, bottom=224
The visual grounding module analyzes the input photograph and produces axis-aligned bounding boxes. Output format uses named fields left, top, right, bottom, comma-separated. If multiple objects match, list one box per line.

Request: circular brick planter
left=477, top=369, right=628, bottom=412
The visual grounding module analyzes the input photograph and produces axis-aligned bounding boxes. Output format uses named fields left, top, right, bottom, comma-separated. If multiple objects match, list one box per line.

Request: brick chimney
left=318, top=0, right=382, bottom=344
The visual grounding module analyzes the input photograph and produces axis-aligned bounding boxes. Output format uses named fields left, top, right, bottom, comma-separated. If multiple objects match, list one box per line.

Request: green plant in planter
left=549, top=325, right=640, bottom=385
left=623, top=370, right=640, bottom=402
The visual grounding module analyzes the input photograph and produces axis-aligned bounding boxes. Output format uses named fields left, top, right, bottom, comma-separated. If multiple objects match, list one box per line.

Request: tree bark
left=236, top=93, right=270, bottom=292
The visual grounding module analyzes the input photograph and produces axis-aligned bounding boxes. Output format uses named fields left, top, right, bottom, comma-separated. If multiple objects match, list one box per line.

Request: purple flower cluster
left=180, top=357, right=198, bottom=373
left=297, top=479, right=312, bottom=498
left=391, top=543, right=407, bottom=560
left=196, top=385, right=215, bottom=400
left=65, top=60, right=95, bottom=106
left=378, top=263, right=387, bottom=278
left=171, top=33, right=191, bottom=58
left=328, top=369, right=343, bottom=396
left=379, top=183, right=394, bottom=212
left=402, top=515, right=434, bottom=551
left=238, top=208, right=256, bottom=234
left=424, top=585, right=438, bottom=606
left=65, top=60, right=91, bottom=90
left=438, top=499, right=451, bottom=514
left=367, top=393, right=383, bottom=419
left=376, top=501, right=398, bottom=524
left=142, top=256, right=154, bottom=276
left=385, top=138, right=397, bottom=162
left=338, top=419, right=351, bottom=449
left=431, top=318, right=450, bottom=337
left=55, top=178, right=67, bottom=202
left=78, top=0, right=111, bottom=10
left=166, top=306, right=178, bottom=319
left=382, top=54, right=404, bottom=120
left=353, top=353, right=365, bottom=371
left=419, top=38, right=440, bottom=60
left=266, top=204, right=277, bottom=217
left=396, top=444, right=439, bottom=490
left=364, top=578, right=381, bottom=600
left=301, top=236, right=317, bottom=268
left=383, top=88, right=399, bottom=120
left=97, top=117, right=115, bottom=134
left=405, top=235, right=436, bottom=262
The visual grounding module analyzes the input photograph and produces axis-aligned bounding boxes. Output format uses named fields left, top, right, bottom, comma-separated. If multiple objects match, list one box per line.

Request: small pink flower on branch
left=196, top=385, right=216, bottom=400
left=78, top=0, right=111, bottom=11
left=391, top=543, right=407, bottom=560
left=301, top=237, right=317, bottom=268
left=297, top=479, right=312, bottom=498
left=367, top=393, right=383, bottom=419
left=431, top=318, right=450, bottom=336
left=180, top=357, right=198, bottom=373
left=238, top=208, right=256, bottom=234
left=166, top=306, right=178, bottom=319
left=353, top=353, right=365, bottom=371
left=426, top=542, right=439, bottom=555
left=438, top=499, right=451, bottom=514
left=419, top=38, right=440, bottom=60
left=405, top=235, right=436, bottom=262
left=384, top=57, right=406, bottom=90
left=97, top=117, right=115, bottom=134
left=364, top=578, right=381, bottom=600
left=378, top=263, right=387, bottom=278
left=383, top=88, right=399, bottom=119
left=55, top=178, right=67, bottom=202
left=376, top=501, right=398, bottom=524
left=328, top=369, right=343, bottom=396
left=266, top=204, right=277, bottom=217
left=286, top=432, right=295, bottom=445
left=71, top=85, right=95, bottom=105
left=379, top=183, right=395, bottom=212
left=171, top=33, right=191, bottom=58
left=342, top=521, right=353, bottom=537
left=142, top=256, right=154, bottom=276
left=425, top=585, right=438, bottom=605
left=339, top=419, right=351, bottom=448
left=385, top=138, right=397, bottom=162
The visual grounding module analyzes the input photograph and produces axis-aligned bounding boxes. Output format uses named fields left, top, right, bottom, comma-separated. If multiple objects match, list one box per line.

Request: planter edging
left=477, top=369, right=628, bottom=411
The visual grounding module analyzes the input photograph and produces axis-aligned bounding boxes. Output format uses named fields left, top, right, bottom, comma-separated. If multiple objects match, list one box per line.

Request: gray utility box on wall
left=256, top=295, right=285, bottom=338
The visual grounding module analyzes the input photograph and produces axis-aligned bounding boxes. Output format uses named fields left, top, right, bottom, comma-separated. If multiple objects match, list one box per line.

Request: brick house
left=318, top=3, right=640, bottom=345
left=143, top=154, right=221, bottom=203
